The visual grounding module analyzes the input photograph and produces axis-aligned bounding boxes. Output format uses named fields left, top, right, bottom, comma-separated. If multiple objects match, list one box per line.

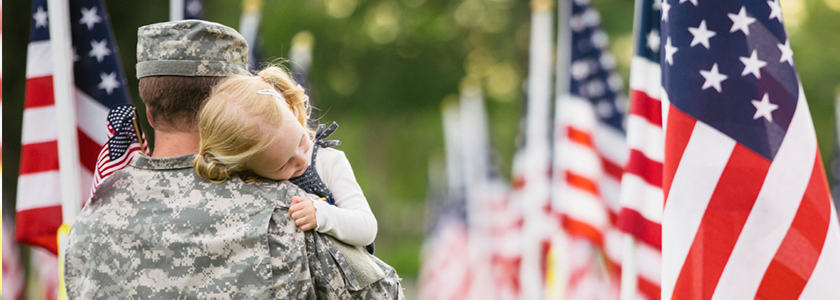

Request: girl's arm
left=312, top=148, right=377, bottom=246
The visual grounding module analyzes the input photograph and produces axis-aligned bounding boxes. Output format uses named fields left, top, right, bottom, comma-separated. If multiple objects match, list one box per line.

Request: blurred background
left=2, top=0, right=839, bottom=298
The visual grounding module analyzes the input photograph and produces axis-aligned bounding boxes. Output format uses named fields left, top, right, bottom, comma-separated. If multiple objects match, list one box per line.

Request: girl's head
left=193, top=66, right=314, bottom=182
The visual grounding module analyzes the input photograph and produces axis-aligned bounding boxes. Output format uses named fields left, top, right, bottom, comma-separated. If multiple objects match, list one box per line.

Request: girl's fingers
left=295, top=218, right=315, bottom=231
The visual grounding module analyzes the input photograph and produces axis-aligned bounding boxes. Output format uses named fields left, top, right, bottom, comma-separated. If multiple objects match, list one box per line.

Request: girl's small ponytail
left=192, top=151, right=232, bottom=183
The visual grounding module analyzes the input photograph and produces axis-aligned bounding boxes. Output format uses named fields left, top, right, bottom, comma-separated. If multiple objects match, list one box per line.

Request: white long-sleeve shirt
left=308, top=147, right=378, bottom=246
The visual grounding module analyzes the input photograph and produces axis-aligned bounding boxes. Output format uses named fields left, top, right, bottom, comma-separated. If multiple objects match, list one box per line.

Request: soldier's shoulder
left=89, top=167, right=141, bottom=200
left=243, top=180, right=307, bottom=205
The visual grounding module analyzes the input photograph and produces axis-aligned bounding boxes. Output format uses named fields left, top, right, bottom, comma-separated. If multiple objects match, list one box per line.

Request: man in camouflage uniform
left=64, top=20, right=404, bottom=299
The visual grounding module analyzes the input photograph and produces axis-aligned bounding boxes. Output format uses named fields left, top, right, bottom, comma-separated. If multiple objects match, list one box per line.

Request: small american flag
left=617, top=0, right=664, bottom=298
left=16, top=0, right=132, bottom=253
left=90, top=105, right=148, bottom=197
left=661, top=0, right=840, bottom=299
left=553, top=0, right=626, bottom=297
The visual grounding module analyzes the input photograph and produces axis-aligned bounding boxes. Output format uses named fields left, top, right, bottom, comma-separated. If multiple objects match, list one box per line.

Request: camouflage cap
left=136, top=20, right=248, bottom=79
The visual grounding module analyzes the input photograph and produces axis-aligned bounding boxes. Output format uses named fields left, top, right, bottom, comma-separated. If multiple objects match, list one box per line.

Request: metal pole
left=47, top=0, right=82, bottom=226
left=50, top=2, right=82, bottom=296
left=521, top=0, right=554, bottom=299
left=550, top=0, right=571, bottom=298
left=170, top=0, right=184, bottom=21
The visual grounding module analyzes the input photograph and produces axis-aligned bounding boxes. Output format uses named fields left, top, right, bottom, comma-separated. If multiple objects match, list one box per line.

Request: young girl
left=192, top=66, right=377, bottom=252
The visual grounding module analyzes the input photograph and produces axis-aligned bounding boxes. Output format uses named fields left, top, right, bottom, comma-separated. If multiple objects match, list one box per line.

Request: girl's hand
left=290, top=196, right=317, bottom=231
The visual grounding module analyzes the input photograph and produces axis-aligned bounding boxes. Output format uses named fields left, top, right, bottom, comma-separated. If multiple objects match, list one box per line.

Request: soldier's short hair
left=136, top=20, right=249, bottom=131
left=139, top=76, right=222, bottom=132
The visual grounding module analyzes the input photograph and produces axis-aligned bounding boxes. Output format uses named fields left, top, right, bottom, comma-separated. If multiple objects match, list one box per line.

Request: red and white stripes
left=16, top=39, right=108, bottom=253
left=553, top=93, right=626, bottom=295
left=90, top=122, right=146, bottom=197
left=662, top=86, right=840, bottom=299
left=618, top=56, right=663, bottom=300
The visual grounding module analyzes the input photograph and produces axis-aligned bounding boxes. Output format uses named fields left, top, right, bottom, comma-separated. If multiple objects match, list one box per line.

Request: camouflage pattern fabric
left=136, top=20, right=248, bottom=79
left=65, top=153, right=404, bottom=299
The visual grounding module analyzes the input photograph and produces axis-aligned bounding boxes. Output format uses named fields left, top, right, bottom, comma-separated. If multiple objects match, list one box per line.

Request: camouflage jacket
left=64, top=154, right=403, bottom=299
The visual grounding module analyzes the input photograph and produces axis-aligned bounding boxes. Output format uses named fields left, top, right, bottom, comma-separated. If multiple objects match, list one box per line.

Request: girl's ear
left=146, top=107, right=155, bottom=128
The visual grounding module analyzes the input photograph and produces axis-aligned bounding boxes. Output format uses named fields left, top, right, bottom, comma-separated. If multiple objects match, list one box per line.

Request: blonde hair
left=193, top=66, right=313, bottom=183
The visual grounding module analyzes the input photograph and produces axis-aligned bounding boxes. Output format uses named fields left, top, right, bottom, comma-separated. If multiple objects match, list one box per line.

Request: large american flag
left=617, top=0, right=663, bottom=298
left=17, top=0, right=132, bottom=254
left=552, top=0, right=626, bottom=297
left=661, top=0, right=840, bottom=299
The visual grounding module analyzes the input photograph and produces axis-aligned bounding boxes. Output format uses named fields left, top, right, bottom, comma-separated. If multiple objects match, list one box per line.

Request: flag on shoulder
left=661, top=0, right=840, bottom=299
left=17, top=0, right=133, bottom=253
left=90, top=105, right=148, bottom=197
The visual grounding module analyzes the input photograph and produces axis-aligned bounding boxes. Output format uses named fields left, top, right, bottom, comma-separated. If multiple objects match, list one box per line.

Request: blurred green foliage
left=3, top=0, right=839, bottom=285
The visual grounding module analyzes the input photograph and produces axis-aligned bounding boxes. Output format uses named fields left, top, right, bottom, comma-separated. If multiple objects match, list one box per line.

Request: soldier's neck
left=151, top=130, right=200, bottom=158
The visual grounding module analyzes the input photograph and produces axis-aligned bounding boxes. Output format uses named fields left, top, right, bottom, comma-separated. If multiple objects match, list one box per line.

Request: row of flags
left=420, top=0, right=840, bottom=299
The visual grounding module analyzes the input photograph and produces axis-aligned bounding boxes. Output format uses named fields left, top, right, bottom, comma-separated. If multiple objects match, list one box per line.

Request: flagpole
left=521, top=0, right=554, bottom=299
left=550, top=0, right=571, bottom=298
left=170, top=0, right=184, bottom=21
left=459, top=83, right=489, bottom=230
left=239, top=0, right=263, bottom=72
left=442, top=99, right=463, bottom=201
left=239, top=0, right=262, bottom=44
left=47, top=0, right=82, bottom=227
left=47, top=1, right=81, bottom=297
left=833, top=86, right=840, bottom=218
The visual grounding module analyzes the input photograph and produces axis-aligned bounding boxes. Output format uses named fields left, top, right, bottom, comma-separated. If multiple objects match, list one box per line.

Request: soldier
left=63, top=20, right=404, bottom=299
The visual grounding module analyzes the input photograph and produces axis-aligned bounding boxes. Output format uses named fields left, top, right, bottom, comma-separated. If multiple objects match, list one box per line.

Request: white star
left=751, top=93, right=778, bottom=122
left=653, top=0, right=662, bottom=10
left=582, top=9, right=601, bottom=27
left=571, top=60, right=591, bottom=80
left=739, top=50, right=767, bottom=79
left=98, top=72, right=120, bottom=95
left=689, top=20, right=716, bottom=49
left=79, top=7, right=102, bottom=31
left=591, top=30, right=609, bottom=48
left=664, top=37, right=678, bottom=65
left=768, top=0, right=783, bottom=22
left=728, top=7, right=756, bottom=36
left=700, top=63, right=728, bottom=93
left=778, top=39, right=794, bottom=66
left=33, top=6, right=48, bottom=28
left=661, top=0, right=672, bottom=22
left=586, top=80, right=606, bottom=98
left=647, top=29, right=661, bottom=52
left=596, top=100, right=615, bottom=118
left=679, top=0, right=698, bottom=6
left=187, top=0, right=203, bottom=17
left=600, top=53, right=617, bottom=70
left=89, top=39, right=112, bottom=63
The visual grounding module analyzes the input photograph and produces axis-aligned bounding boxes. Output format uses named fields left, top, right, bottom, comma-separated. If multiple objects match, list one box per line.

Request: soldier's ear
left=145, top=107, right=155, bottom=128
